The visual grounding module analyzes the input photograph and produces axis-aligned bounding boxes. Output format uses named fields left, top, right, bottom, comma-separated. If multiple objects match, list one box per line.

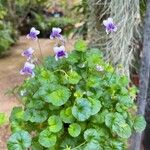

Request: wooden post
left=132, top=0, right=150, bottom=149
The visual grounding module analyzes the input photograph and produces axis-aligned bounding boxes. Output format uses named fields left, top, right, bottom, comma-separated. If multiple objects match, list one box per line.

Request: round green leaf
left=38, top=128, right=57, bottom=148
left=105, top=113, right=114, bottom=128
left=113, top=123, right=131, bottom=138
left=68, top=71, right=81, bottom=84
left=7, top=130, right=31, bottom=150
left=89, top=98, right=101, bottom=115
left=84, top=129, right=100, bottom=142
left=48, top=115, right=63, bottom=133
left=72, top=98, right=92, bottom=121
left=84, top=140, right=101, bottom=150
left=68, top=123, right=81, bottom=137
left=60, top=107, right=75, bottom=123
left=10, top=107, right=24, bottom=122
left=45, top=86, right=71, bottom=106
left=24, top=109, right=48, bottom=123
left=133, top=115, right=146, bottom=133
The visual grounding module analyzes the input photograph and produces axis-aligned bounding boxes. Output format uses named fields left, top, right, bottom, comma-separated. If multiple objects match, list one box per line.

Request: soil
left=0, top=36, right=74, bottom=150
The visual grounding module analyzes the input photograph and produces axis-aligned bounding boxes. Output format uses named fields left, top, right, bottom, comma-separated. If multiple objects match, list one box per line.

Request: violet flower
left=20, top=62, right=35, bottom=77
left=103, top=18, right=117, bottom=34
left=27, top=27, right=40, bottom=40
left=50, top=27, right=62, bottom=40
left=53, top=45, right=68, bottom=61
left=96, top=65, right=104, bottom=72
left=21, top=47, right=34, bottom=60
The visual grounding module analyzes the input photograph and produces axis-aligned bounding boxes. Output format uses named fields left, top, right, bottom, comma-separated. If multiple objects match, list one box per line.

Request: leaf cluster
left=8, top=40, right=146, bottom=150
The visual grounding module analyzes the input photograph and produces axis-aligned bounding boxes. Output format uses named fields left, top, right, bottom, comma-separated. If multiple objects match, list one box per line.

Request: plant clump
left=7, top=27, right=146, bottom=150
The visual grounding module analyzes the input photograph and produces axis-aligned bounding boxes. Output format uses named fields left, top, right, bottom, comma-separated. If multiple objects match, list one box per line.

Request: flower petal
left=52, top=27, right=62, bottom=33
left=30, top=27, right=36, bottom=33
left=24, top=62, right=35, bottom=69
left=53, top=45, right=65, bottom=53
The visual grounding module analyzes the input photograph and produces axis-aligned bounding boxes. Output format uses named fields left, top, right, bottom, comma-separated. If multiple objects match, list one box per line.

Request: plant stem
left=71, top=141, right=86, bottom=150
left=54, top=69, right=68, bottom=77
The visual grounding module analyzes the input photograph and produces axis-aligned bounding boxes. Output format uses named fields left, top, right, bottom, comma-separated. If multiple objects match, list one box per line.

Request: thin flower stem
left=37, top=39, right=43, bottom=59
left=71, top=141, right=86, bottom=150
left=54, top=69, right=68, bottom=76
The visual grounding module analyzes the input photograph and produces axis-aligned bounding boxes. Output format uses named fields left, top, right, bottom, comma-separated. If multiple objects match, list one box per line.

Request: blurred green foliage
left=0, top=1, right=15, bottom=56
left=31, top=12, right=75, bottom=37
left=0, top=113, right=7, bottom=126
left=0, top=0, right=75, bottom=56
left=72, top=0, right=89, bottom=39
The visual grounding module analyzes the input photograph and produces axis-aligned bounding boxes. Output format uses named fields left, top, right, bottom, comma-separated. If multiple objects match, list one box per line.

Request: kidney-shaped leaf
left=68, top=123, right=81, bottom=137
left=68, top=71, right=81, bottom=84
left=72, top=98, right=92, bottom=121
left=7, top=130, right=31, bottom=150
left=133, top=115, right=146, bottom=133
left=84, top=129, right=100, bottom=142
left=48, top=115, right=63, bottom=133
left=60, top=107, right=75, bottom=123
left=38, top=128, right=57, bottom=148
left=24, top=109, right=48, bottom=123
left=46, top=86, right=71, bottom=106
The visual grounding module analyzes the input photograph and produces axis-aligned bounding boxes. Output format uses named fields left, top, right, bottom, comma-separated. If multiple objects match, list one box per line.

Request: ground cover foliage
left=7, top=39, right=146, bottom=150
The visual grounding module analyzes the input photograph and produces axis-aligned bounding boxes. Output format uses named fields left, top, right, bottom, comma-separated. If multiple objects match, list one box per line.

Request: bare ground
left=0, top=36, right=74, bottom=150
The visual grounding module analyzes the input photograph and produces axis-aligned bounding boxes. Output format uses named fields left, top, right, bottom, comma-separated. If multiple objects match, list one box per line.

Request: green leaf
left=10, top=107, right=24, bottom=122
left=45, top=86, right=71, bottom=106
left=38, top=69, right=57, bottom=84
left=87, top=76, right=101, bottom=88
left=67, top=51, right=80, bottom=64
left=0, top=113, right=7, bottom=126
left=74, top=89, right=84, bottom=98
left=7, top=130, right=31, bottom=150
left=48, top=115, right=63, bottom=133
left=86, top=49, right=102, bottom=67
left=105, top=113, right=114, bottom=128
left=84, top=129, right=100, bottom=142
left=92, top=109, right=109, bottom=124
left=38, top=128, right=57, bottom=148
left=110, top=140, right=124, bottom=150
left=68, top=123, right=81, bottom=137
left=74, top=40, right=87, bottom=52
left=89, top=98, right=101, bottom=115
left=72, top=98, right=92, bottom=121
left=31, top=141, right=43, bottom=150
left=84, top=140, right=101, bottom=150
left=117, top=95, right=133, bottom=107
left=60, top=136, right=79, bottom=149
left=112, top=123, right=132, bottom=139
left=68, top=71, right=81, bottom=84
left=10, top=120, right=24, bottom=132
left=60, top=107, right=75, bottom=123
left=133, top=115, right=146, bottom=133
left=24, top=109, right=48, bottom=123
left=27, top=100, right=45, bottom=109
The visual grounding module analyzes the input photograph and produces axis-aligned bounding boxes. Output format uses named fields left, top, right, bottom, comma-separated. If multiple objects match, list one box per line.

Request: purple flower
left=53, top=45, right=68, bottom=61
left=50, top=27, right=62, bottom=40
left=103, top=18, right=117, bottom=34
left=27, top=27, right=40, bottom=40
left=96, top=65, right=104, bottom=72
left=20, top=62, right=35, bottom=77
left=21, top=47, right=34, bottom=59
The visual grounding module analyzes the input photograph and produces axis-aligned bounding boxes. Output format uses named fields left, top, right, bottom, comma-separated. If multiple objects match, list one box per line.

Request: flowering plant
left=7, top=24, right=146, bottom=150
